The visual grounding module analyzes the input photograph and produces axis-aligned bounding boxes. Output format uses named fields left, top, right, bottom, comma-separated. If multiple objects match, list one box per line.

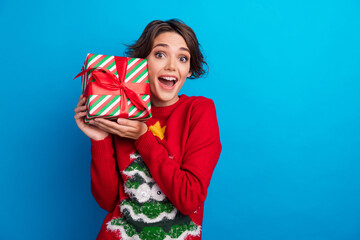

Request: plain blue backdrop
left=1, top=0, right=360, bottom=239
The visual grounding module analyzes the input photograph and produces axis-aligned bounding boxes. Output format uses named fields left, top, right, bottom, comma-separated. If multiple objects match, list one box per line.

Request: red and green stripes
left=128, top=94, right=151, bottom=120
left=81, top=54, right=117, bottom=92
left=125, top=58, right=148, bottom=83
left=80, top=53, right=151, bottom=122
left=81, top=54, right=149, bottom=92
left=84, top=94, right=151, bottom=122
left=88, top=95, right=120, bottom=117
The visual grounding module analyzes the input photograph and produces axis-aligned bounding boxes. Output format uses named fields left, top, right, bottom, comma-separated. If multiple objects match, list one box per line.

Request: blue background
left=1, top=0, right=360, bottom=239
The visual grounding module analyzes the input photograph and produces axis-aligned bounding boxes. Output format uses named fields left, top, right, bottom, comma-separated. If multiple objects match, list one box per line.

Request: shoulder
left=179, top=95, right=216, bottom=111
left=177, top=95, right=218, bottom=124
left=179, top=95, right=221, bottom=143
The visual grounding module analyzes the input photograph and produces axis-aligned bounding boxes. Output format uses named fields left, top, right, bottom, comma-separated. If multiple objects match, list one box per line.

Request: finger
left=74, top=111, right=87, bottom=120
left=93, top=118, right=123, bottom=131
left=97, top=118, right=133, bottom=130
left=90, top=120, right=118, bottom=135
left=74, top=112, right=87, bottom=126
left=94, top=118, right=117, bottom=126
left=78, top=97, right=86, bottom=106
left=75, top=111, right=87, bottom=118
left=94, top=119, right=134, bottom=136
left=76, top=96, right=86, bottom=107
left=116, top=118, right=139, bottom=129
left=74, top=105, right=87, bottom=113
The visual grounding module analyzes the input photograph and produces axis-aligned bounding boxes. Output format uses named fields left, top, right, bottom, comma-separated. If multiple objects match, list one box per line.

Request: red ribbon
left=74, top=56, right=150, bottom=118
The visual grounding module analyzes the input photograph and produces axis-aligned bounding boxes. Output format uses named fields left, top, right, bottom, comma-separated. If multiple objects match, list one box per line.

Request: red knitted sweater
left=90, top=95, right=222, bottom=240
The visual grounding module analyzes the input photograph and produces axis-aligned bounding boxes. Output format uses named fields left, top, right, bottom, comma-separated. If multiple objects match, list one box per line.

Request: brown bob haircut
left=125, top=19, right=207, bottom=79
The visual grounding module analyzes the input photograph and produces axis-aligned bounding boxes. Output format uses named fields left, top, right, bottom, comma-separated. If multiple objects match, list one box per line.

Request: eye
left=154, top=52, right=165, bottom=58
left=133, top=183, right=151, bottom=203
left=179, top=56, right=188, bottom=63
left=150, top=184, right=166, bottom=201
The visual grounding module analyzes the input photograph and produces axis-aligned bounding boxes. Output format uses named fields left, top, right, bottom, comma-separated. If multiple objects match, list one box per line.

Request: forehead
left=152, top=32, right=189, bottom=50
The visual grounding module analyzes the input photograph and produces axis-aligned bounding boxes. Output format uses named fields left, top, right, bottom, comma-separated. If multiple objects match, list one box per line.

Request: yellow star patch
left=149, top=121, right=166, bottom=140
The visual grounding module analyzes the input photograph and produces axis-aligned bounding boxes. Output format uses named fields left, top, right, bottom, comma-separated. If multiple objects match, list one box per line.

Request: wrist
left=90, top=132, right=109, bottom=141
left=136, top=123, right=149, bottom=140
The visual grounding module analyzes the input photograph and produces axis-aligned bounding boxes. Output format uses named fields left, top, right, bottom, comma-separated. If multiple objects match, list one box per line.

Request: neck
left=151, top=96, right=180, bottom=107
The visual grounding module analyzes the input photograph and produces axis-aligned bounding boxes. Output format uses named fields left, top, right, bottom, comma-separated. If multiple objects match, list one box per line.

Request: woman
left=74, top=19, right=221, bottom=240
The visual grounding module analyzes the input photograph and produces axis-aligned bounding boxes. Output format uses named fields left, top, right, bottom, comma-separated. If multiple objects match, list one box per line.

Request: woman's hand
left=74, top=95, right=109, bottom=141
left=89, top=117, right=148, bottom=140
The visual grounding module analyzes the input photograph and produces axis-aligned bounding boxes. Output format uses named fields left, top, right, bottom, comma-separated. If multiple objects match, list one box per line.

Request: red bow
left=74, top=56, right=150, bottom=118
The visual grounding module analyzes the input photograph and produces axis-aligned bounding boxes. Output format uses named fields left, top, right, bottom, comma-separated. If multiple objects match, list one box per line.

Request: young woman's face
left=147, top=31, right=192, bottom=107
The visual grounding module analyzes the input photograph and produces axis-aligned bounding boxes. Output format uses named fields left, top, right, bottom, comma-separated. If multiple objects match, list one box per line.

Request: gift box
left=74, top=53, right=152, bottom=123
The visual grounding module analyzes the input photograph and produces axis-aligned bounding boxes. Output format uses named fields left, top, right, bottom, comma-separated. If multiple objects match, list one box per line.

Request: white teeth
left=160, top=76, right=177, bottom=81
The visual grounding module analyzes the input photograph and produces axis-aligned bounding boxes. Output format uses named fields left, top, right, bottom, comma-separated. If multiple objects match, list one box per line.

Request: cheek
left=147, top=64, right=156, bottom=83
left=180, top=64, right=191, bottom=78
left=147, top=58, right=160, bottom=80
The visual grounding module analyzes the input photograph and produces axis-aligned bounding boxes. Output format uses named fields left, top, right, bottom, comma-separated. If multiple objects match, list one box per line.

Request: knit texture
left=91, top=95, right=221, bottom=240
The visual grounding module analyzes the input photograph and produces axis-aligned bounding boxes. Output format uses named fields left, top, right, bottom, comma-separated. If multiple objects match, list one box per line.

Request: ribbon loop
left=74, top=57, right=150, bottom=118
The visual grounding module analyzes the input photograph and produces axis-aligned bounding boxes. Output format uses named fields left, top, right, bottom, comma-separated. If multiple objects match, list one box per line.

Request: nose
left=164, top=56, right=175, bottom=71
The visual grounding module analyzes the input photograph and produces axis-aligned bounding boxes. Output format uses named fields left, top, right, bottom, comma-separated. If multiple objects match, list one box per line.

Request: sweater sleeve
left=135, top=99, right=222, bottom=215
left=90, top=134, right=119, bottom=212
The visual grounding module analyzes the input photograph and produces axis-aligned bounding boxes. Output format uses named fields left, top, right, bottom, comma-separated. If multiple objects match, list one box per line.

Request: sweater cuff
left=90, top=134, right=114, bottom=159
left=134, top=130, right=159, bottom=158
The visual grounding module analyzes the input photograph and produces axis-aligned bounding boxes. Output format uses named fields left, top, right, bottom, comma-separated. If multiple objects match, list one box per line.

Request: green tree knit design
left=110, top=218, right=199, bottom=240
left=121, top=200, right=174, bottom=219
left=107, top=154, right=200, bottom=240
left=126, top=161, right=151, bottom=178
left=125, top=178, right=141, bottom=189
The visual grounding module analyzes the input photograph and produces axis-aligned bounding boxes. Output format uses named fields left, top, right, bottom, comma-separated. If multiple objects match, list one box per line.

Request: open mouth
left=158, top=76, right=178, bottom=89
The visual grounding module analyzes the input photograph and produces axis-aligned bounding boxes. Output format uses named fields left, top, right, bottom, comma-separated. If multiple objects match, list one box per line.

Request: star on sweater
left=149, top=121, right=166, bottom=140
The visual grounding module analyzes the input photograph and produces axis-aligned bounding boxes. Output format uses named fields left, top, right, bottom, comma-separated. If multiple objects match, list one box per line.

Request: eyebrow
left=153, top=43, right=190, bottom=54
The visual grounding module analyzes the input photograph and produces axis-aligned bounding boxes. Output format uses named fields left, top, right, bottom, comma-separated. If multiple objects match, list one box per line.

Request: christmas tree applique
left=107, top=153, right=201, bottom=240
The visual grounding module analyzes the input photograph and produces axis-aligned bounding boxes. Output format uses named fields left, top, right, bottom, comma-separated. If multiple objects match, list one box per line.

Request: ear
left=187, top=71, right=192, bottom=78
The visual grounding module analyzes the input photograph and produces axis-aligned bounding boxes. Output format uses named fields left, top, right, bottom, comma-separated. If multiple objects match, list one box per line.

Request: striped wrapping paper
left=80, top=53, right=152, bottom=123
